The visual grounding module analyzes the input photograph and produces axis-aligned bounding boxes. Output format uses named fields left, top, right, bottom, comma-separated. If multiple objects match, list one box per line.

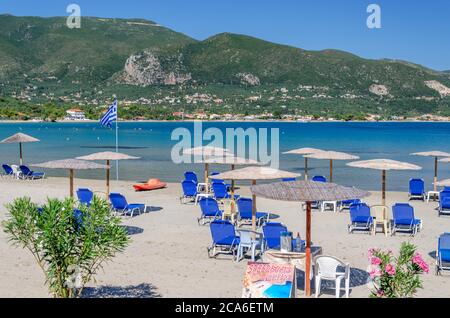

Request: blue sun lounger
left=391, top=203, right=422, bottom=236
left=109, top=193, right=146, bottom=217
left=262, top=222, right=288, bottom=250
left=207, top=220, right=240, bottom=259
left=212, top=182, right=239, bottom=200
left=211, top=172, right=231, bottom=189
left=236, top=197, right=270, bottom=227
left=19, top=165, right=45, bottom=180
left=436, top=233, right=450, bottom=275
left=76, top=188, right=94, bottom=207
left=198, top=197, right=223, bottom=225
left=2, top=164, right=14, bottom=178
left=180, top=180, right=198, bottom=204
left=312, top=176, right=327, bottom=183
left=439, top=191, right=450, bottom=217
left=409, top=178, right=425, bottom=201
left=340, top=199, right=362, bottom=210
left=348, top=203, right=373, bottom=234
left=184, top=171, right=198, bottom=183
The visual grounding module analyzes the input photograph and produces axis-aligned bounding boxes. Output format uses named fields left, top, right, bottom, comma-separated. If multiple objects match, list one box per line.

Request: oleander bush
left=2, top=196, right=130, bottom=298
left=367, top=242, right=429, bottom=298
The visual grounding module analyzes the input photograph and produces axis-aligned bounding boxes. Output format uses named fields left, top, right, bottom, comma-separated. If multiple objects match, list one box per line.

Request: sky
left=1, top=0, right=449, bottom=71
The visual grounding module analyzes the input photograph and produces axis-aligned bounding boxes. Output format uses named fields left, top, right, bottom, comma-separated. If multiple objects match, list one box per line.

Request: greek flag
left=100, top=99, right=117, bottom=127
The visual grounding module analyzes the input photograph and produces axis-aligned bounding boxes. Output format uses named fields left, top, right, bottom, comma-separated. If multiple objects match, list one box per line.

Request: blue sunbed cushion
left=352, top=216, right=373, bottom=224
left=216, top=236, right=240, bottom=246
left=204, top=210, right=223, bottom=217
left=395, top=218, right=421, bottom=226
left=265, top=238, right=281, bottom=249
left=440, top=249, right=450, bottom=262
left=441, top=198, right=450, bottom=209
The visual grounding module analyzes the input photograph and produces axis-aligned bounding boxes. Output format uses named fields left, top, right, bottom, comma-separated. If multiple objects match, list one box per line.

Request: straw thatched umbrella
left=203, top=156, right=260, bottom=199
left=251, top=180, right=369, bottom=297
left=347, top=159, right=421, bottom=205
left=76, top=151, right=140, bottom=195
left=183, top=146, right=233, bottom=187
left=1, top=132, right=40, bottom=165
left=211, top=166, right=300, bottom=231
left=411, top=151, right=450, bottom=192
left=31, top=159, right=109, bottom=198
left=283, top=148, right=323, bottom=181
left=304, top=151, right=359, bottom=183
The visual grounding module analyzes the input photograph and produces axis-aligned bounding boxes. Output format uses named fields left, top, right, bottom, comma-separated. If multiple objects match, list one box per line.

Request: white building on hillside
left=65, top=108, right=87, bottom=120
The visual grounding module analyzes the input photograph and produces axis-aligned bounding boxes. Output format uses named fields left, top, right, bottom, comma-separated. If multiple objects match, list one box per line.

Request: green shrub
left=2, top=196, right=130, bottom=298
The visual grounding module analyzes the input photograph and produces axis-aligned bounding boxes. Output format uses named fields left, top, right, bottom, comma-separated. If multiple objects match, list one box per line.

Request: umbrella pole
left=231, top=164, right=235, bottom=200
left=69, top=169, right=74, bottom=198
left=305, top=201, right=312, bottom=297
left=205, top=163, right=209, bottom=193
left=434, top=157, right=438, bottom=192
left=19, top=142, right=23, bottom=165
left=252, top=180, right=257, bottom=232
left=304, top=157, right=308, bottom=181
left=106, top=160, right=110, bottom=196
left=382, top=170, right=386, bottom=206
left=329, top=159, right=333, bottom=183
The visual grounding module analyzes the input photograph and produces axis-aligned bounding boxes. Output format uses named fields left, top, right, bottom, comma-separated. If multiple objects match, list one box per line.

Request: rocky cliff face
left=118, top=50, right=191, bottom=86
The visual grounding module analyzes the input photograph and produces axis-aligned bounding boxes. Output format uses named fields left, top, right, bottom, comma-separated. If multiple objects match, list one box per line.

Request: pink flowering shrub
left=368, top=242, right=428, bottom=298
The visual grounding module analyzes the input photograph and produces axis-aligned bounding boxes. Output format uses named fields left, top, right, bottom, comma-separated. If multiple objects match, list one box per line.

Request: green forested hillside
left=0, top=15, right=449, bottom=120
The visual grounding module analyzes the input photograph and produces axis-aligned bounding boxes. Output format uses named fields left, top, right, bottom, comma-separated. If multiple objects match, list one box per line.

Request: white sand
left=0, top=177, right=448, bottom=298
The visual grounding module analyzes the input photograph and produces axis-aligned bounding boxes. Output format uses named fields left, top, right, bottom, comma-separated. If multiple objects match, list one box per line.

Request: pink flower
left=385, top=264, right=396, bottom=276
left=369, top=266, right=381, bottom=278
left=371, top=257, right=382, bottom=266
left=412, top=254, right=429, bottom=273
left=368, top=248, right=378, bottom=260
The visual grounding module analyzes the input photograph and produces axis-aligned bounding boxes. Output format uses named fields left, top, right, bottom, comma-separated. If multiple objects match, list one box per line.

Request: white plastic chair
left=235, top=229, right=262, bottom=262
left=11, top=165, right=21, bottom=179
left=315, top=255, right=350, bottom=298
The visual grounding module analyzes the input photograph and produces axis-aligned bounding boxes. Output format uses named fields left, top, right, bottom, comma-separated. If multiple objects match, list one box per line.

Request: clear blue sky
left=2, top=0, right=449, bottom=70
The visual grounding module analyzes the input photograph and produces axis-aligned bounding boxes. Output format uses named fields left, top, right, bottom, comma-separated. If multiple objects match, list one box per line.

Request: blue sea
left=0, top=121, right=449, bottom=191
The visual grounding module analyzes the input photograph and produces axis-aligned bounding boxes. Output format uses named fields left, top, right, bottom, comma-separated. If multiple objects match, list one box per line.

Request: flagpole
left=115, top=98, right=119, bottom=181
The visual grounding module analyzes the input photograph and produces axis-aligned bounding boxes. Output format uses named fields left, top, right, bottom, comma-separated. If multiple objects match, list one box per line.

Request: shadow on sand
left=119, top=225, right=144, bottom=235
left=81, top=283, right=161, bottom=298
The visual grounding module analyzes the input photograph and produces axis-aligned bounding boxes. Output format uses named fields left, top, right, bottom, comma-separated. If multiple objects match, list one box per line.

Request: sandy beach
left=0, top=177, right=448, bottom=298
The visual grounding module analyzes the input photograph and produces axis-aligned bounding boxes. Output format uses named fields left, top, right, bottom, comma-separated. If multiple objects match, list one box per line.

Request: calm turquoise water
left=0, top=121, right=449, bottom=191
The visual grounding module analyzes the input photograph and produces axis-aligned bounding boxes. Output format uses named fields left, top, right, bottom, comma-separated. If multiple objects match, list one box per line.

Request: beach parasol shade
left=183, top=146, right=233, bottom=186
left=183, top=146, right=232, bottom=157
left=435, top=179, right=450, bottom=187
left=411, top=151, right=450, bottom=191
left=203, top=156, right=260, bottom=199
left=1, top=132, right=40, bottom=165
left=76, top=151, right=140, bottom=195
left=251, top=180, right=369, bottom=297
left=304, top=151, right=359, bottom=183
left=347, top=159, right=421, bottom=205
left=212, top=166, right=300, bottom=231
left=31, top=159, right=109, bottom=198
left=283, top=148, right=323, bottom=181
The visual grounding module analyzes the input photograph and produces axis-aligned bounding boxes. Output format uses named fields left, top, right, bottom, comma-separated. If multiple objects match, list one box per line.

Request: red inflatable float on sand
left=133, top=178, right=167, bottom=192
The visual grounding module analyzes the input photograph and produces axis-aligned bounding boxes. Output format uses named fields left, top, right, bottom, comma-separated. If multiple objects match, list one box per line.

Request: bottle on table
left=295, top=232, right=302, bottom=252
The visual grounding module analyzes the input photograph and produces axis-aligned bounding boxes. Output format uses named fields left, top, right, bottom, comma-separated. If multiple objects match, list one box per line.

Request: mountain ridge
left=0, top=15, right=449, bottom=119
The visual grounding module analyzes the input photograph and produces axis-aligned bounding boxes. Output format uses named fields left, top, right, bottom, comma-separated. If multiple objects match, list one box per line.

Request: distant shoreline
left=0, top=119, right=449, bottom=124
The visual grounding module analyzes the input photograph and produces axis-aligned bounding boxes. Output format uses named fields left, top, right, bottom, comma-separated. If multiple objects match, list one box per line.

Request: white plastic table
left=427, top=191, right=440, bottom=203
left=321, top=201, right=338, bottom=213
